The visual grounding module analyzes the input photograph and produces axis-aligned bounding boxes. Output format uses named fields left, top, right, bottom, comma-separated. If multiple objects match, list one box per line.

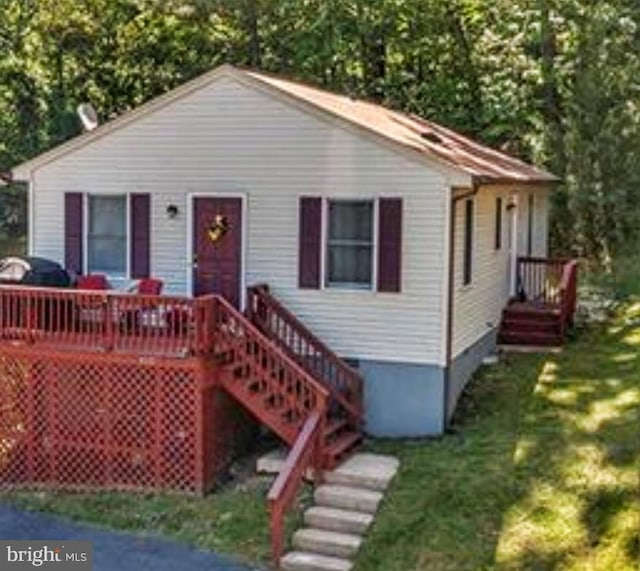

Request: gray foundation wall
left=355, top=359, right=445, bottom=437
left=350, top=329, right=496, bottom=438
left=446, top=328, right=497, bottom=420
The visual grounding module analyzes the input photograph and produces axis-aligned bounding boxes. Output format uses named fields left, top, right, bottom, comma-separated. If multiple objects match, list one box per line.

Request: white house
left=11, top=64, right=557, bottom=437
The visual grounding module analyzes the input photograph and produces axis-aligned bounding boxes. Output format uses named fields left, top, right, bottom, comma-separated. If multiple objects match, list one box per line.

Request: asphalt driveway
left=0, top=505, right=259, bottom=571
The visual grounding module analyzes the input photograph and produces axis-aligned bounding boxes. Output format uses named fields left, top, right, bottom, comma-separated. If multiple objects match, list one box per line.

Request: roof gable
left=12, top=65, right=556, bottom=185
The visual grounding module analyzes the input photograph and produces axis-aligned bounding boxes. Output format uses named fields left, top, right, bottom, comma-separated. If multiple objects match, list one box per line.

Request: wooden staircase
left=246, top=284, right=364, bottom=469
left=498, top=302, right=563, bottom=346
left=498, top=257, right=578, bottom=347
left=210, top=289, right=365, bottom=566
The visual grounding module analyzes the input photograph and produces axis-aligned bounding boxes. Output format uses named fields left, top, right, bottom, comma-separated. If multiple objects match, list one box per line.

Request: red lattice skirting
left=0, top=346, right=255, bottom=494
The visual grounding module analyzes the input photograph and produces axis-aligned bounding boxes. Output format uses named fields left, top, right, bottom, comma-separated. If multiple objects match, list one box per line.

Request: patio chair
left=136, top=278, right=164, bottom=296
left=120, top=278, right=165, bottom=333
left=74, top=274, right=110, bottom=333
left=76, top=274, right=109, bottom=290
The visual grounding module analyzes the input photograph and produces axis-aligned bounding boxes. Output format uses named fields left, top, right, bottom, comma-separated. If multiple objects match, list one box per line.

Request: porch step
left=501, top=318, right=560, bottom=334
left=280, top=551, right=352, bottom=571
left=315, top=485, right=383, bottom=514
left=324, top=418, right=348, bottom=440
left=324, top=431, right=362, bottom=469
left=220, top=369, right=299, bottom=446
left=304, top=506, right=373, bottom=535
left=292, top=528, right=362, bottom=559
left=498, top=331, right=562, bottom=346
left=502, top=306, right=560, bottom=323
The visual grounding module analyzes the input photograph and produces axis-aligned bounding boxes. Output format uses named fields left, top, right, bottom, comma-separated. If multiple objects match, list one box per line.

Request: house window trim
left=83, top=193, right=131, bottom=279
left=321, top=197, right=378, bottom=292
left=495, top=196, right=503, bottom=251
left=462, top=198, right=474, bottom=287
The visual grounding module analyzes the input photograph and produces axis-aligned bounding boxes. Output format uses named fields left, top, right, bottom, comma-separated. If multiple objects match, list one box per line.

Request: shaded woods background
left=1, top=0, right=639, bottom=266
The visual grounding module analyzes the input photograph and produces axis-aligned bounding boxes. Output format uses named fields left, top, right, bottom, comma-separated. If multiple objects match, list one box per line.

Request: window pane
left=328, top=201, right=373, bottom=241
left=88, top=195, right=127, bottom=275
left=327, top=244, right=372, bottom=285
left=463, top=199, right=473, bottom=285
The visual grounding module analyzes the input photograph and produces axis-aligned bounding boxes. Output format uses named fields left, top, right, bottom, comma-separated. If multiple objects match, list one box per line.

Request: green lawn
left=358, top=302, right=640, bottom=570
left=2, top=303, right=639, bottom=570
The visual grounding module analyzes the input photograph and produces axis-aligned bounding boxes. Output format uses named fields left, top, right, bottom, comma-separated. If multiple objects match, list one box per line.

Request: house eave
left=471, top=174, right=560, bottom=187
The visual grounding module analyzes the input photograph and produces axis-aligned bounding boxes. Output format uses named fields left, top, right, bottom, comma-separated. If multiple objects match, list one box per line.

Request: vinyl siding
left=451, top=187, right=511, bottom=357
left=451, top=185, right=551, bottom=357
left=30, top=76, right=451, bottom=365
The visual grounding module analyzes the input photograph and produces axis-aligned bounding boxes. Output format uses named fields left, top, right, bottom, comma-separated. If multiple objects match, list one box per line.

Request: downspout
left=442, top=181, right=480, bottom=433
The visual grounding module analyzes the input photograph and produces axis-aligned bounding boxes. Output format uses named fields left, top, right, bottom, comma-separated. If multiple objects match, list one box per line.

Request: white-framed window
left=87, top=194, right=128, bottom=276
left=325, top=199, right=374, bottom=289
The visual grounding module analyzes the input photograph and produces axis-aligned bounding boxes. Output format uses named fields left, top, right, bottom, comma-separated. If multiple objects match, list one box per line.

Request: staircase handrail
left=246, top=284, right=363, bottom=425
left=558, top=259, right=578, bottom=335
left=267, top=411, right=325, bottom=564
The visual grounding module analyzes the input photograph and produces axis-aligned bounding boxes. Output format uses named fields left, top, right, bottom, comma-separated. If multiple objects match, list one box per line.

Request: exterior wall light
left=166, top=204, right=179, bottom=219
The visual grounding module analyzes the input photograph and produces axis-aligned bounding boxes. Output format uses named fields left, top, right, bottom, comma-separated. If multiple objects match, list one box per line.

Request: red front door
left=192, top=197, right=243, bottom=307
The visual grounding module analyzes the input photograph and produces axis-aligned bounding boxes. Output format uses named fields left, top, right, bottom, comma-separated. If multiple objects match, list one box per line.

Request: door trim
left=508, top=193, right=519, bottom=296
left=186, top=192, right=247, bottom=309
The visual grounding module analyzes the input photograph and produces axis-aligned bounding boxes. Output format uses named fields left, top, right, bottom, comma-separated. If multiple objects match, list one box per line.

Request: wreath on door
left=207, top=214, right=231, bottom=244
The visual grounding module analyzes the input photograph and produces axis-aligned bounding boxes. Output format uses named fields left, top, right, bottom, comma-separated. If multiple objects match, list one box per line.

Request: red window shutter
left=130, top=193, right=151, bottom=278
left=64, top=192, right=83, bottom=274
left=377, top=198, right=403, bottom=292
left=298, top=197, right=322, bottom=289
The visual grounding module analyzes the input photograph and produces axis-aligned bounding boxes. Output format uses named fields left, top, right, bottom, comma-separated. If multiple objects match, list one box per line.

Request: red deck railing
left=516, top=256, right=579, bottom=333
left=246, top=284, right=363, bottom=428
left=0, top=285, right=216, bottom=357
left=0, top=284, right=334, bottom=563
left=558, top=259, right=579, bottom=335
left=516, top=256, right=567, bottom=305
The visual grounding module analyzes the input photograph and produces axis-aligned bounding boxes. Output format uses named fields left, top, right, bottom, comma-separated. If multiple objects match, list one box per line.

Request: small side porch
left=499, top=256, right=578, bottom=347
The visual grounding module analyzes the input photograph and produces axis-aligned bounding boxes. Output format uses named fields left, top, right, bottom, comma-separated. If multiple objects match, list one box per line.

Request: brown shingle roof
left=246, top=70, right=557, bottom=184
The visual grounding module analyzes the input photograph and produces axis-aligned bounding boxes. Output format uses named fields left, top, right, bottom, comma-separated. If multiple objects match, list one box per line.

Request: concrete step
left=292, top=528, right=362, bottom=559
left=324, top=453, right=399, bottom=491
left=280, top=551, right=353, bottom=571
left=304, top=506, right=373, bottom=535
left=315, top=485, right=382, bottom=514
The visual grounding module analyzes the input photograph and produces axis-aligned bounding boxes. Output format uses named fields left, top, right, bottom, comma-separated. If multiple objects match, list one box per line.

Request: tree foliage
left=1, top=0, right=638, bottom=262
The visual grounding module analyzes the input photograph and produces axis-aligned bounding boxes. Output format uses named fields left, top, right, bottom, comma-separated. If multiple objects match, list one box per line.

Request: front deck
left=0, top=283, right=364, bottom=563
left=499, top=257, right=578, bottom=347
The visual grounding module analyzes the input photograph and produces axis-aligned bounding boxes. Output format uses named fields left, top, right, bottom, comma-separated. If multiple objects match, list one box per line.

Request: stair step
left=498, top=331, right=562, bottom=346
left=292, top=528, right=361, bottom=559
left=305, top=506, right=373, bottom=535
left=503, top=308, right=559, bottom=322
left=325, top=431, right=361, bottom=461
left=324, top=453, right=400, bottom=492
left=280, top=551, right=353, bottom=571
left=324, top=418, right=348, bottom=440
left=315, top=485, right=382, bottom=514
left=500, top=318, right=560, bottom=334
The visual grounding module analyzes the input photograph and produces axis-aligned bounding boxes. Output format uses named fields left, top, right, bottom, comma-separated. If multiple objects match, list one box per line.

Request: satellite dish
left=77, top=103, right=99, bottom=131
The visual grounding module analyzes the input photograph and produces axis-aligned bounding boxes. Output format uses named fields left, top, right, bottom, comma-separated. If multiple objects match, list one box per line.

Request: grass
left=3, top=468, right=312, bottom=565
left=357, top=301, right=640, bottom=570
left=2, top=303, right=639, bottom=570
